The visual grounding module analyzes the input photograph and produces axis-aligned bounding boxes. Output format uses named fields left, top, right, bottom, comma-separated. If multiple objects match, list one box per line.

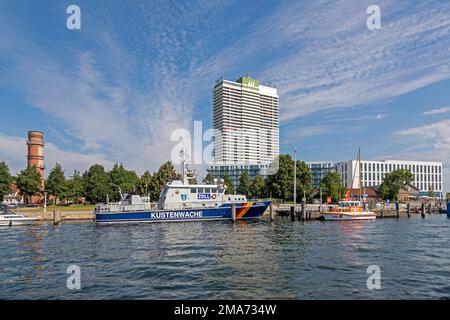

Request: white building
left=208, top=76, right=279, bottom=189
left=335, top=160, right=444, bottom=197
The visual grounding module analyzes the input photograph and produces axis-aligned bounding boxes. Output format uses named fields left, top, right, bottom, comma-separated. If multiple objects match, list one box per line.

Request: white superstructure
left=335, top=159, right=444, bottom=197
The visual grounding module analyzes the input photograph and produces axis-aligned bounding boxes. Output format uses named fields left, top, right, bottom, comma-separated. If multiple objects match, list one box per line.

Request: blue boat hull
left=447, top=203, right=450, bottom=218
left=95, top=201, right=271, bottom=224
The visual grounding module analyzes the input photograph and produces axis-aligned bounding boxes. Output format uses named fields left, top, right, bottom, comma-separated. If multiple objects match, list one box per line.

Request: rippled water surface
left=1, top=215, right=449, bottom=299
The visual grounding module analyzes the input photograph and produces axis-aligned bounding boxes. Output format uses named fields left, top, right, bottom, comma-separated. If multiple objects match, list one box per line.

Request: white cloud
left=0, top=133, right=113, bottom=177
left=395, top=120, right=450, bottom=193
left=422, top=107, right=450, bottom=116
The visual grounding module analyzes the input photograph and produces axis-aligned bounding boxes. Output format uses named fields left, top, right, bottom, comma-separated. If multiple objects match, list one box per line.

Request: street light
left=43, top=192, right=47, bottom=213
left=293, top=146, right=297, bottom=213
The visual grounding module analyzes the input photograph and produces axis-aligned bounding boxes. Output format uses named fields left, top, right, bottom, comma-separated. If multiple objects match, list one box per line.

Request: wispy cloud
left=395, top=120, right=450, bottom=191
left=422, top=106, right=450, bottom=116
left=0, top=133, right=113, bottom=176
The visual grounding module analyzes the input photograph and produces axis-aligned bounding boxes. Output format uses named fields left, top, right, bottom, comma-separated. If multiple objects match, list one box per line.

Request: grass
left=19, top=204, right=95, bottom=212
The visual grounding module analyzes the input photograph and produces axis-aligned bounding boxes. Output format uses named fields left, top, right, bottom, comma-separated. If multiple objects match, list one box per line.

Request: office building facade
left=306, top=161, right=335, bottom=189
left=335, top=160, right=444, bottom=198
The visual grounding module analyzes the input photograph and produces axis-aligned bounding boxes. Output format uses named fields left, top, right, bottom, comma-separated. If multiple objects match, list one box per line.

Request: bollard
left=407, top=203, right=411, bottom=218
left=231, top=204, right=236, bottom=222
left=421, top=203, right=425, bottom=218
left=290, top=206, right=295, bottom=221
left=53, top=210, right=61, bottom=225
left=301, top=202, right=306, bottom=221
left=269, top=204, right=273, bottom=222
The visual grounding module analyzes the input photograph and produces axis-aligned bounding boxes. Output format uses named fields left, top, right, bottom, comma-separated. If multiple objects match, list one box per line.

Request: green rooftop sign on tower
left=237, top=76, right=260, bottom=89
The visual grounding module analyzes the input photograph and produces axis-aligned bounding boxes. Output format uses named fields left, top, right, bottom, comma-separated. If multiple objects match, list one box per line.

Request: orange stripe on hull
left=237, top=202, right=253, bottom=218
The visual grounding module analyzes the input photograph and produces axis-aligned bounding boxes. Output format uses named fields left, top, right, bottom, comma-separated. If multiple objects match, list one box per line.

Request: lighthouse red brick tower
left=27, top=131, right=45, bottom=203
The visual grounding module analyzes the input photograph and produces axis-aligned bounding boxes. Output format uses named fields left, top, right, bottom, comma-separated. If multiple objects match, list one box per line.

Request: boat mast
left=358, top=147, right=362, bottom=202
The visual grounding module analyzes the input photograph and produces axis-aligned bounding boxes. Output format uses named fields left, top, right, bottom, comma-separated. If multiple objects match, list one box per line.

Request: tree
left=65, top=170, right=85, bottom=204
left=320, top=172, right=345, bottom=203
left=223, top=174, right=234, bottom=194
left=250, top=175, right=267, bottom=198
left=237, top=171, right=251, bottom=195
left=295, top=160, right=313, bottom=202
left=446, top=193, right=450, bottom=202
left=203, top=172, right=215, bottom=184
left=16, top=166, right=42, bottom=204
left=379, top=169, right=414, bottom=201
left=138, top=171, right=155, bottom=199
left=266, top=154, right=294, bottom=201
left=46, top=163, right=67, bottom=204
left=0, top=160, right=12, bottom=201
left=85, top=164, right=112, bottom=203
left=109, top=163, right=140, bottom=201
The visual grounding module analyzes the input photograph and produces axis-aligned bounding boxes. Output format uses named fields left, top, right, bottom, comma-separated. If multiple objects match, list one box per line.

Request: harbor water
left=1, top=215, right=449, bottom=299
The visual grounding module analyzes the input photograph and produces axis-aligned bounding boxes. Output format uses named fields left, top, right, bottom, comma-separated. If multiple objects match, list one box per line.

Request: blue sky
left=0, top=0, right=450, bottom=192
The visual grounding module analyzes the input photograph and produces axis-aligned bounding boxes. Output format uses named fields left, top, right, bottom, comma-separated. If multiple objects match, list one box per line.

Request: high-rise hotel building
left=208, top=76, right=279, bottom=189
left=335, top=159, right=444, bottom=198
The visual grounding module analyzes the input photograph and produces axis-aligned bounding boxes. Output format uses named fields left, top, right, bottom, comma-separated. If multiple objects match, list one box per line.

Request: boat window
left=212, top=188, right=217, bottom=193
left=191, top=188, right=197, bottom=193
left=198, top=188, right=204, bottom=193
left=218, top=188, right=224, bottom=194
left=205, top=188, right=211, bottom=193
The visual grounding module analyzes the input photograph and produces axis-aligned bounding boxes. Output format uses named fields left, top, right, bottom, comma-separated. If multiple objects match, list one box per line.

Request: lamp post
left=43, top=192, right=47, bottom=213
left=293, top=146, right=297, bottom=213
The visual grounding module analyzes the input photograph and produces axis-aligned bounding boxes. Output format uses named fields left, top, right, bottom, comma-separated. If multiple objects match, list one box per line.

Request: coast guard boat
left=95, top=157, right=270, bottom=225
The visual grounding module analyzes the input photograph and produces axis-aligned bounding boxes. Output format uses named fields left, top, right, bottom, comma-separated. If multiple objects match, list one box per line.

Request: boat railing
left=95, top=202, right=157, bottom=213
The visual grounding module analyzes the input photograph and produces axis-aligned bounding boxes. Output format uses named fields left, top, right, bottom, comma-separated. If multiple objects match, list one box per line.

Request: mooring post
left=381, top=202, right=385, bottom=219
left=421, top=202, right=425, bottom=218
left=428, top=203, right=432, bottom=215
left=231, top=204, right=236, bottom=222
left=301, top=202, right=306, bottom=221
left=407, top=203, right=411, bottom=218
left=396, top=202, right=399, bottom=218
left=269, top=204, right=273, bottom=222
left=290, top=206, right=295, bottom=221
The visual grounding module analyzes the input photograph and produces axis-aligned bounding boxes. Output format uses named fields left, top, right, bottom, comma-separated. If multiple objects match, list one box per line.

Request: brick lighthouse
left=27, top=131, right=45, bottom=203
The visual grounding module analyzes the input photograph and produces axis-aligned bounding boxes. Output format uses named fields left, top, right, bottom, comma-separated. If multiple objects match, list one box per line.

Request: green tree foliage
left=295, top=160, right=313, bottom=202
left=64, top=170, right=85, bottom=204
left=0, top=160, right=12, bottom=201
left=138, top=171, right=157, bottom=200
left=237, top=171, right=251, bottom=195
left=223, top=174, right=234, bottom=194
left=203, top=172, right=215, bottom=184
left=85, top=164, right=112, bottom=203
left=45, top=163, right=67, bottom=204
left=446, top=193, right=450, bottom=202
left=320, top=172, right=345, bottom=203
left=109, top=163, right=140, bottom=201
left=250, top=175, right=267, bottom=198
left=16, top=166, right=42, bottom=203
left=379, top=169, right=414, bottom=201
left=266, top=154, right=294, bottom=201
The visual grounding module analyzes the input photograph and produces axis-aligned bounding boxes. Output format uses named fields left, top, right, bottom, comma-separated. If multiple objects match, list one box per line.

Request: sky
left=0, top=0, right=449, bottom=192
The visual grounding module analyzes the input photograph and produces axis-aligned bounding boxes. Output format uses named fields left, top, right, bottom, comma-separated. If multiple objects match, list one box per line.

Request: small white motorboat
left=0, top=210, right=37, bottom=226
left=320, top=201, right=376, bottom=221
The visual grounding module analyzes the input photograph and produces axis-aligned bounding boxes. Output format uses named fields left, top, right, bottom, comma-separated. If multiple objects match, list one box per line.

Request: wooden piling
left=421, top=203, right=425, bottom=218
left=269, top=204, right=273, bottom=222
left=53, top=210, right=61, bottom=225
left=290, top=206, right=295, bottom=221
left=301, top=202, right=306, bottom=221
left=231, top=205, right=236, bottom=222
left=396, top=202, right=399, bottom=218
left=407, top=203, right=411, bottom=218
left=428, top=203, right=432, bottom=215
